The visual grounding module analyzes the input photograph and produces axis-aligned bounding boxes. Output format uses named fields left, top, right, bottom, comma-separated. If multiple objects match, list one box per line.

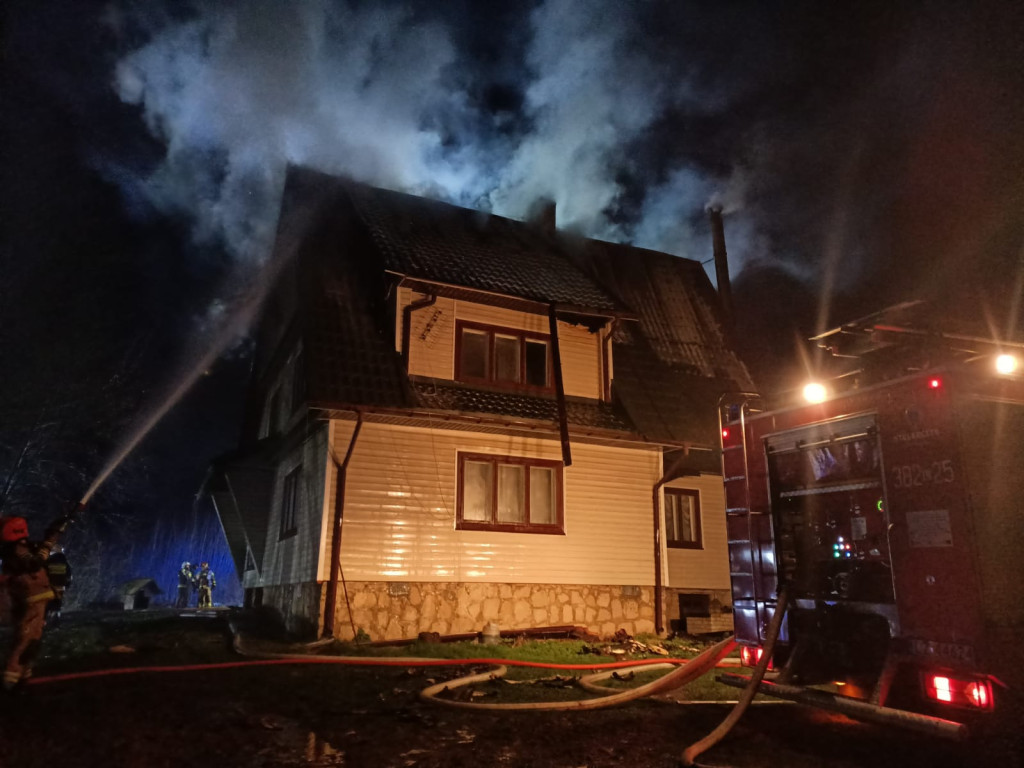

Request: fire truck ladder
left=717, top=392, right=763, bottom=518
left=718, top=393, right=771, bottom=638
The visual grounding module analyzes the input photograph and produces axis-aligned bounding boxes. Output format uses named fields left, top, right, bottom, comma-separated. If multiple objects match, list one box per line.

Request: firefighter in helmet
left=0, top=506, right=78, bottom=692
left=196, top=562, right=216, bottom=608
left=176, top=561, right=194, bottom=609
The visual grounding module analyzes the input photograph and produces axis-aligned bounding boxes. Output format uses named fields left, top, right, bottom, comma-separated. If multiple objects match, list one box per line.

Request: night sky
left=3, top=1, right=1023, bottom=605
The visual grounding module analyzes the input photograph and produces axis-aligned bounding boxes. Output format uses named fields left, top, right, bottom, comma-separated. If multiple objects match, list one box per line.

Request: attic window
left=456, top=321, right=551, bottom=391
left=457, top=453, right=564, bottom=534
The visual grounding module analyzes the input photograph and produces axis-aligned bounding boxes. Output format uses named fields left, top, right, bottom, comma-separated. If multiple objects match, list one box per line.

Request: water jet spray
left=78, top=225, right=306, bottom=506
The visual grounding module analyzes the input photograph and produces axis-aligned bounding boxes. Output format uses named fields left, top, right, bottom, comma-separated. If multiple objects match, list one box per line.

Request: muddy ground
left=0, top=610, right=983, bottom=768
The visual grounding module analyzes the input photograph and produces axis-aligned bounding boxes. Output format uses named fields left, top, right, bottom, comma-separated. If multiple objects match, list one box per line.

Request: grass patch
left=330, top=636, right=711, bottom=665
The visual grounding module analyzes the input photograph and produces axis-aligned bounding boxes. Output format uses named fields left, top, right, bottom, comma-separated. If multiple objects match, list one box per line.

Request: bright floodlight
left=995, top=354, right=1018, bottom=375
left=803, top=382, right=827, bottom=404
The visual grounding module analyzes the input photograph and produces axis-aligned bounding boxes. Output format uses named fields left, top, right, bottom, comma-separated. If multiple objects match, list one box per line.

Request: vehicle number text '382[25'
left=891, top=460, right=954, bottom=488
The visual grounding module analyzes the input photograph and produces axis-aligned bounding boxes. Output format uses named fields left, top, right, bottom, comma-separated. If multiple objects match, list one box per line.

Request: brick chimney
left=708, top=206, right=734, bottom=324
left=529, top=198, right=557, bottom=233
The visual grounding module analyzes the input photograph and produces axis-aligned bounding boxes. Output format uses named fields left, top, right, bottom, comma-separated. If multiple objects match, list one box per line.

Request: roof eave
left=307, top=401, right=711, bottom=451
left=388, top=272, right=639, bottom=322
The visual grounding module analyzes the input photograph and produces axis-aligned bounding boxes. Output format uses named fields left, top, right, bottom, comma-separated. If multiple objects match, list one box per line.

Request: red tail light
left=928, top=377, right=942, bottom=389
left=721, top=427, right=730, bottom=440
left=740, top=645, right=773, bottom=670
left=922, top=672, right=993, bottom=711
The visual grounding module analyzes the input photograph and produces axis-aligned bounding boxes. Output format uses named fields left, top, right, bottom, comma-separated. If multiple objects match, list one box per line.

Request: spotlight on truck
left=802, top=382, right=827, bottom=404
left=995, top=353, right=1018, bottom=375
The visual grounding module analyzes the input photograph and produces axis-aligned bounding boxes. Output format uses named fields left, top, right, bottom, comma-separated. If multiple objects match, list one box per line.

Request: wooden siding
left=664, top=473, right=731, bottom=590
left=398, top=287, right=603, bottom=399
left=260, top=426, right=329, bottom=587
left=323, top=420, right=661, bottom=585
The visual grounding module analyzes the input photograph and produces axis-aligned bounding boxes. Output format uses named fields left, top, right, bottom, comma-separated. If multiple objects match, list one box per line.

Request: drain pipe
left=548, top=303, right=572, bottom=467
left=402, top=292, right=437, bottom=370
left=652, top=448, right=696, bottom=634
left=601, top=319, right=617, bottom=402
left=323, top=412, right=363, bottom=638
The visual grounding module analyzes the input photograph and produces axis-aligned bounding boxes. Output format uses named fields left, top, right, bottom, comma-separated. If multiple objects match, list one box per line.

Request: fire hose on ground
left=27, top=611, right=788, bottom=766
left=230, top=616, right=789, bottom=764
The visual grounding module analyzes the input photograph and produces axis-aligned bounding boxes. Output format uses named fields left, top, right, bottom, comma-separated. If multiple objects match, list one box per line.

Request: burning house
left=204, top=166, right=753, bottom=640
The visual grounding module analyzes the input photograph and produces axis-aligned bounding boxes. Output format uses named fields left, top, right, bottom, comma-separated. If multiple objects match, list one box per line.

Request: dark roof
left=345, top=182, right=626, bottom=315
left=411, top=381, right=635, bottom=434
left=276, top=166, right=753, bottom=447
left=567, top=241, right=754, bottom=446
left=305, top=282, right=413, bottom=410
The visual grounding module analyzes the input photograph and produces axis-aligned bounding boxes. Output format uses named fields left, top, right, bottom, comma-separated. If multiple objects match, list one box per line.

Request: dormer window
left=456, top=321, right=551, bottom=390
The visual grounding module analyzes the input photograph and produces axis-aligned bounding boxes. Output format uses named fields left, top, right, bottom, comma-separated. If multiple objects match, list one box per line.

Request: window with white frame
left=457, top=453, right=563, bottom=534
left=665, top=489, right=702, bottom=549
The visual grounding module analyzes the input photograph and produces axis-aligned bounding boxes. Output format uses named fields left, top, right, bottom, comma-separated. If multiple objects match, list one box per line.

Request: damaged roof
left=344, top=181, right=626, bottom=315
left=279, top=166, right=752, bottom=448
left=567, top=240, right=755, bottom=446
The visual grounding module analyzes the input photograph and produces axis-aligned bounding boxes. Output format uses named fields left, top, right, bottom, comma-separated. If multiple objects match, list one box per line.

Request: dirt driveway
left=0, top=610, right=974, bottom=768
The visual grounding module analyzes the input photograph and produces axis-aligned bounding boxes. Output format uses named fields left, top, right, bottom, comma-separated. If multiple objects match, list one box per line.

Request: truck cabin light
left=740, top=645, right=773, bottom=670
left=922, top=673, right=993, bottom=711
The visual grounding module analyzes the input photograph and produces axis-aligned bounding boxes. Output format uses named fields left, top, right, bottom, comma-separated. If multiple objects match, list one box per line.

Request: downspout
left=652, top=447, right=695, bottom=634
left=602, top=319, right=618, bottom=402
left=548, top=303, right=572, bottom=467
left=323, top=412, right=363, bottom=638
left=402, top=293, right=437, bottom=370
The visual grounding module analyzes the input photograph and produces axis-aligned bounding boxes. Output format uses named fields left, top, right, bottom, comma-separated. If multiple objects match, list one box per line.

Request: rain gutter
left=323, top=411, right=363, bottom=638
left=652, top=448, right=697, bottom=634
left=401, top=292, right=437, bottom=370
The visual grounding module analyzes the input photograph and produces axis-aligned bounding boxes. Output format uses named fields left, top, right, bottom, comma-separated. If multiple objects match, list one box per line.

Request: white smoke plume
left=112, top=0, right=751, bottom=271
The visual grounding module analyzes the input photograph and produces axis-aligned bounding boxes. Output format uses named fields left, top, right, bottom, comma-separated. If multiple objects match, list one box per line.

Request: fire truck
left=717, top=307, right=1023, bottom=755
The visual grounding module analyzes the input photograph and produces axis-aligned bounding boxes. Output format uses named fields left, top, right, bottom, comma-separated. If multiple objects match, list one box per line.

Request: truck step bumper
left=717, top=672, right=967, bottom=741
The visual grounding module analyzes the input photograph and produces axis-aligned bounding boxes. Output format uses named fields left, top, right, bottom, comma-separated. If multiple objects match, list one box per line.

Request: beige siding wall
left=325, top=420, right=661, bottom=585
left=664, top=473, right=731, bottom=591
left=398, top=287, right=603, bottom=399
left=260, top=425, right=330, bottom=587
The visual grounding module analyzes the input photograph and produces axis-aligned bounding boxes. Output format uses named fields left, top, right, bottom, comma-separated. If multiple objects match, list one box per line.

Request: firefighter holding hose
left=0, top=503, right=80, bottom=693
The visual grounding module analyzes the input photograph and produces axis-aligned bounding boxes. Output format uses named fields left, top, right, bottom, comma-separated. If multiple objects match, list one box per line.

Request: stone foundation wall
left=329, top=581, right=658, bottom=642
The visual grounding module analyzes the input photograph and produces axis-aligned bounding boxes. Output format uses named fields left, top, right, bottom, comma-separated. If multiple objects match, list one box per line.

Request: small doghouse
left=118, top=578, right=162, bottom=610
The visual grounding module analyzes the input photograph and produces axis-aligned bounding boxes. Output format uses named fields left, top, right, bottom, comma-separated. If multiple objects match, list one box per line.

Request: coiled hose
left=417, top=634, right=737, bottom=711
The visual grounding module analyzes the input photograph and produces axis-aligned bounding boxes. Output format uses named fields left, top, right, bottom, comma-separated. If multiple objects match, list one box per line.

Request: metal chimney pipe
left=708, top=206, right=734, bottom=324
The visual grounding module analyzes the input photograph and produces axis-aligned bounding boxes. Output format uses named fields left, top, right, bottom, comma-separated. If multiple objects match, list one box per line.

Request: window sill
left=667, top=541, right=703, bottom=550
left=457, top=521, right=565, bottom=535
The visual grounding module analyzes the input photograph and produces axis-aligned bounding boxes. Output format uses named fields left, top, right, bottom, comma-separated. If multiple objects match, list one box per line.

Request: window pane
left=463, top=461, right=493, bottom=521
left=680, top=504, right=694, bottom=542
left=494, top=335, right=520, bottom=382
left=525, top=340, right=547, bottom=387
left=497, top=464, right=526, bottom=523
left=460, top=330, right=489, bottom=379
left=665, top=492, right=678, bottom=542
left=530, top=467, right=556, bottom=524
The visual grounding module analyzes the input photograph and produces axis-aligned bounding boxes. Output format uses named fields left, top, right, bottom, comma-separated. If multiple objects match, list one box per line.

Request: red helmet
left=1, top=516, right=30, bottom=543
